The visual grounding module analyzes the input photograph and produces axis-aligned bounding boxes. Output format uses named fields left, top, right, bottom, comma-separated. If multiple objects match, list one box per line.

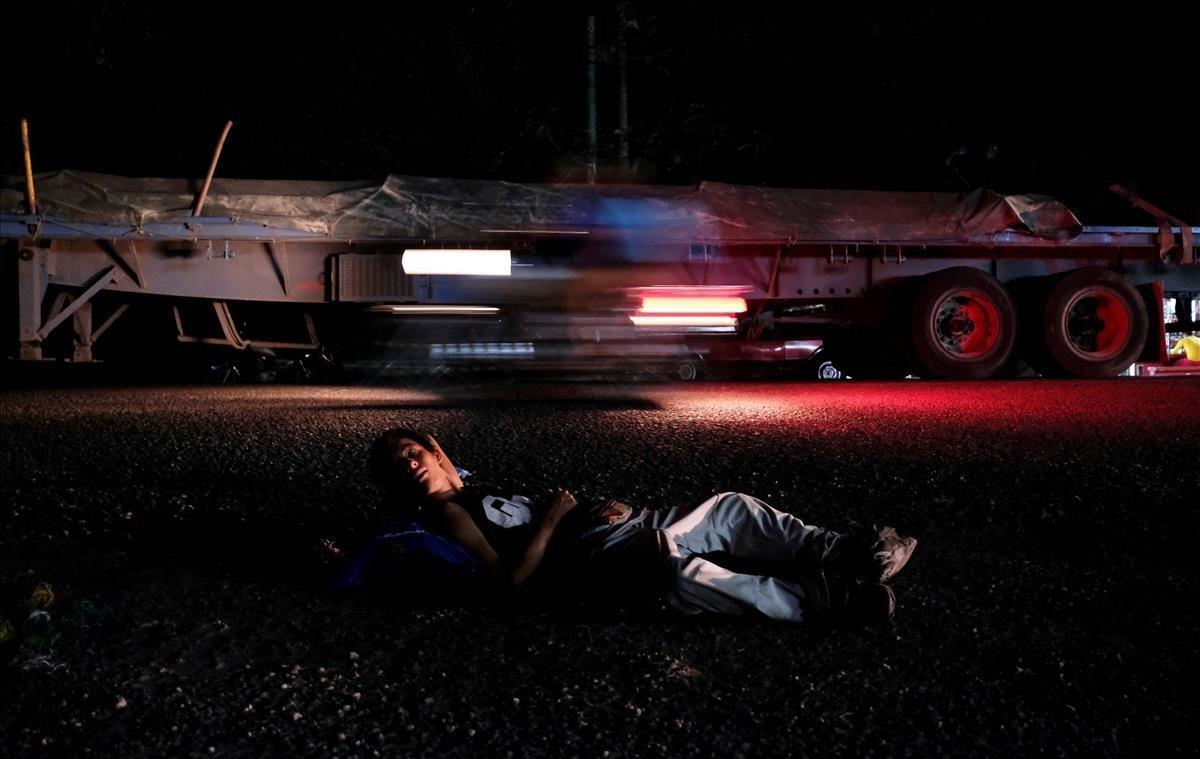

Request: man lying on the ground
left=337, top=427, right=917, bottom=627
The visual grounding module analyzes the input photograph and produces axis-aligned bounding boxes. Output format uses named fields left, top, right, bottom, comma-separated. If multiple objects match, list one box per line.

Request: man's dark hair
left=368, top=427, right=436, bottom=494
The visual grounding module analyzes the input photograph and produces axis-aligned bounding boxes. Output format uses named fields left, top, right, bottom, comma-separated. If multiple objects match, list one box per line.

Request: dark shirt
left=407, top=481, right=535, bottom=563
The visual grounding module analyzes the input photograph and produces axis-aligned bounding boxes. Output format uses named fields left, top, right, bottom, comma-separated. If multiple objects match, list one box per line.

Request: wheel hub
left=943, top=314, right=976, bottom=338
left=1063, top=287, right=1131, bottom=360
left=932, top=290, right=999, bottom=359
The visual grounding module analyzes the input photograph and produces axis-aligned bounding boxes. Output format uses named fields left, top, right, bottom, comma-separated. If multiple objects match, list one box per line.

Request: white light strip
left=402, top=249, right=512, bottom=276
left=630, top=315, right=738, bottom=328
left=431, top=342, right=535, bottom=356
left=388, top=305, right=499, bottom=315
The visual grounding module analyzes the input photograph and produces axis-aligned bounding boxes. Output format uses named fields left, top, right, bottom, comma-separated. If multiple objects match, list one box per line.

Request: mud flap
left=1137, top=281, right=1167, bottom=363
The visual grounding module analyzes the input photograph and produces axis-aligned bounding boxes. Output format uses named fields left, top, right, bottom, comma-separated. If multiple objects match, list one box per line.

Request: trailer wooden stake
left=20, top=119, right=37, bottom=214
left=193, top=120, right=233, bottom=217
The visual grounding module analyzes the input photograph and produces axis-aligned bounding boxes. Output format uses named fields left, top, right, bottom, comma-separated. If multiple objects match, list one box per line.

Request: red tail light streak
left=637, top=296, right=748, bottom=314
left=628, top=286, right=749, bottom=331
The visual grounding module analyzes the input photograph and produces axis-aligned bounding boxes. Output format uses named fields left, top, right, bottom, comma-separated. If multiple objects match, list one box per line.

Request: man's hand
left=547, top=488, right=578, bottom=520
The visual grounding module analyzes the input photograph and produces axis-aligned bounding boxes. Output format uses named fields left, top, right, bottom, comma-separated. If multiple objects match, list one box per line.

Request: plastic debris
left=30, top=582, right=56, bottom=609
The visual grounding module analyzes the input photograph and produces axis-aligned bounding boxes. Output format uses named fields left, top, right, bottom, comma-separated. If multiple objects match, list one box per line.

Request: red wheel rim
left=1062, top=287, right=1132, bottom=361
left=929, top=289, right=1002, bottom=360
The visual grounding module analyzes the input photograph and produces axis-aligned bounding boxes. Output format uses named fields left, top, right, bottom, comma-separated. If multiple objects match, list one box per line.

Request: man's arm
left=509, top=488, right=577, bottom=589
left=426, top=435, right=465, bottom=490
left=435, top=488, right=578, bottom=590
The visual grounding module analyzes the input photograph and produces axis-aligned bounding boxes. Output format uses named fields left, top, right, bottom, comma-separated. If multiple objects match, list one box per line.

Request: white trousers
left=653, top=492, right=841, bottom=623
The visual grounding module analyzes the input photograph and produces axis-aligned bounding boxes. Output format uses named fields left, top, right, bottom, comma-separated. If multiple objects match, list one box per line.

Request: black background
left=8, top=2, right=1199, bottom=221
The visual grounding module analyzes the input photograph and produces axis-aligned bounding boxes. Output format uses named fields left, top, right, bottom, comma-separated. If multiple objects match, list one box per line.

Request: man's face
left=394, top=438, right=452, bottom=497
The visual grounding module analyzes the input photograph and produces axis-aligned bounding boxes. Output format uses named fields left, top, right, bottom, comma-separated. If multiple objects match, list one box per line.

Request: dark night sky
left=8, top=2, right=1198, bottom=221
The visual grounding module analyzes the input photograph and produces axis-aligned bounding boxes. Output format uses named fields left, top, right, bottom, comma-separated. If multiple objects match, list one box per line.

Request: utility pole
left=616, top=1, right=630, bottom=171
left=586, top=15, right=598, bottom=184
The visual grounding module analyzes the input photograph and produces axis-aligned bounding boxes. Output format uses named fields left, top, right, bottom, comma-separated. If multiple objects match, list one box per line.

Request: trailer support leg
left=70, top=301, right=127, bottom=362
left=17, top=246, right=46, bottom=360
left=73, top=300, right=93, bottom=363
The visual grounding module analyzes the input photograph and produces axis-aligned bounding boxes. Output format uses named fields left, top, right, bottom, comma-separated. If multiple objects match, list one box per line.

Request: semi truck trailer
left=3, top=170, right=1197, bottom=380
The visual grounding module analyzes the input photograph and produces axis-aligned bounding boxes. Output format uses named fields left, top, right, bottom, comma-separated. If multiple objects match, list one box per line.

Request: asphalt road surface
left=2, top=378, right=1198, bottom=757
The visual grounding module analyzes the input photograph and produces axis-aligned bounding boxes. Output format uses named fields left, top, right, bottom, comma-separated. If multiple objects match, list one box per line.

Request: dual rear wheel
left=1031, top=268, right=1148, bottom=378
left=908, top=267, right=1146, bottom=379
left=911, top=268, right=1016, bottom=379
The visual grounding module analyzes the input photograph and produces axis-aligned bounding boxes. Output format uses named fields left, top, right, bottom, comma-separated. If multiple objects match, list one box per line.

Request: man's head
left=368, top=427, right=456, bottom=501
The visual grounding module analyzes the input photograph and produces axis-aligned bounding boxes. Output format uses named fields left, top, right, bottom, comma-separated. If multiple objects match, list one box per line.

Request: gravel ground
left=2, top=379, right=1198, bottom=757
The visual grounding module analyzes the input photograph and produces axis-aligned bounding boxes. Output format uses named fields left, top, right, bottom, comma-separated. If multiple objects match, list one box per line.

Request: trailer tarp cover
left=2, top=170, right=1082, bottom=242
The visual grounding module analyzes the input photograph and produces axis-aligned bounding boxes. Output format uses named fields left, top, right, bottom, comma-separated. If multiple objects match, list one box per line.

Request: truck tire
left=1035, top=268, right=1147, bottom=378
left=910, top=268, right=1017, bottom=379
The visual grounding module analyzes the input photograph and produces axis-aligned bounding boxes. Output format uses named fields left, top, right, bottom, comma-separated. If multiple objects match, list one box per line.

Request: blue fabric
left=329, top=519, right=483, bottom=593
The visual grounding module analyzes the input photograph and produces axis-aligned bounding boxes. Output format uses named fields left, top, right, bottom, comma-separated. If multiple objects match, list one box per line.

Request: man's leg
left=665, top=554, right=897, bottom=626
left=659, top=492, right=917, bottom=582
left=666, top=554, right=815, bottom=622
left=660, top=492, right=840, bottom=570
